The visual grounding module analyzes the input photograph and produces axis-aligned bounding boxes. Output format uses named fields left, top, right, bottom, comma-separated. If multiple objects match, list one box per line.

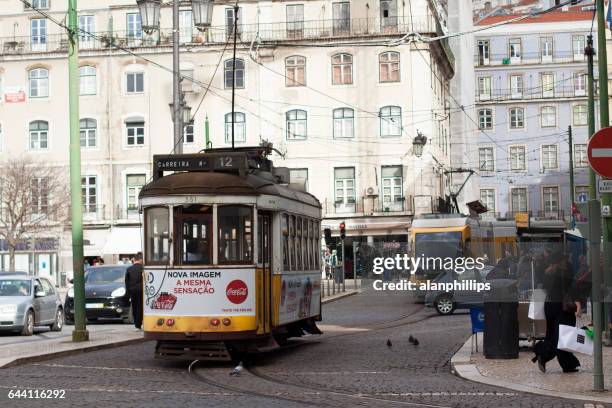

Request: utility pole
left=230, top=3, right=239, bottom=150
left=568, top=125, right=575, bottom=204
left=68, top=0, right=88, bottom=342
left=587, top=35, right=597, bottom=199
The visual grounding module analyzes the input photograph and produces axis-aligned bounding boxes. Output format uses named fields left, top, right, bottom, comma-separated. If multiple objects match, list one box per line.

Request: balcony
left=476, top=85, right=590, bottom=103
left=114, top=206, right=142, bottom=223
left=82, top=205, right=107, bottom=224
left=323, top=196, right=413, bottom=217
left=0, top=16, right=442, bottom=57
left=535, top=210, right=565, bottom=221
left=474, top=50, right=593, bottom=67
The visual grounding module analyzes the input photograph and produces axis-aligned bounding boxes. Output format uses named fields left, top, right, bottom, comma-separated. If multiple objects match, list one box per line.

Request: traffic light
left=340, top=222, right=346, bottom=240
left=324, top=228, right=332, bottom=246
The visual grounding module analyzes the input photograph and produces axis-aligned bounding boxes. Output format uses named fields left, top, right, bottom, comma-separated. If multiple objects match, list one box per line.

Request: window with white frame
left=81, top=176, right=97, bottom=213
left=184, top=120, right=194, bottom=144
left=478, top=76, right=491, bottom=100
left=380, top=106, right=402, bottom=137
left=31, top=18, right=47, bottom=51
left=332, top=2, right=350, bottom=35
left=477, top=40, right=490, bottom=65
left=285, top=56, right=305, bottom=86
left=379, top=52, right=400, bottom=83
left=31, top=177, right=48, bottom=215
left=381, top=165, right=403, bottom=206
left=334, top=167, right=355, bottom=205
left=480, top=189, right=495, bottom=213
left=574, top=143, right=588, bottom=167
left=126, top=13, right=142, bottom=44
left=542, top=186, right=559, bottom=213
left=286, top=109, right=307, bottom=140
left=509, top=38, right=521, bottom=62
left=575, top=185, right=589, bottom=202
left=78, top=15, right=94, bottom=48
left=574, top=72, right=586, bottom=96
left=27, top=0, right=49, bottom=9
left=79, top=118, right=97, bottom=148
left=540, top=37, right=553, bottom=61
left=179, top=10, right=193, bottom=43
left=509, top=145, right=526, bottom=171
left=478, top=108, right=493, bottom=129
left=510, top=187, right=528, bottom=212
left=332, top=53, right=353, bottom=85
left=541, top=144, right=558, bottom=170
left=540, top=106, right=556, bottom=128
left=224, top=58, right=245, bottom=89
left=79, top=66, right=96, bottom=95
left=333, top=108, right=354, bottom=138
left=286, top=4, right=304, bottom=38
left=29, top=68, right=49, bottom=98
left=126, top=72, right=144, bottom=93
left=573, top=104, right=587, bottom=126
left=29, top=120, right=48, bottom=150
left=290, top=168, right=308, bottom=191
left=126, top=174, right=146, bottom=212
left=541, top=73, right=555, bottom=97
left=573, top=35, right=585, bottom=60
left=225, top=7, right=242, bottom=39
left=509, top=107, right=524, bottom=129
left=225, top=112, right=246, bottom=143
left=479, top=147, right=494, bottom=171
left=510, top=74, right=523, bottom=98
left=125, top=118, right=145, bottom=146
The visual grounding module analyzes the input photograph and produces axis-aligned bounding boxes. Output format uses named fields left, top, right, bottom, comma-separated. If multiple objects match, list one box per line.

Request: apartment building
left=474, top=8, right=595, bottom=220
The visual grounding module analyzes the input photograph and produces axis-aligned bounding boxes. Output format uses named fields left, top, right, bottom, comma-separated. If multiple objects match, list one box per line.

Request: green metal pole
left=569, top=125, right=575, bottom=204
left=69, top=0, right=88, bottom=342
left=205, top=115, right=210, bottom=149
left=587, top=35, right=597, bottom=199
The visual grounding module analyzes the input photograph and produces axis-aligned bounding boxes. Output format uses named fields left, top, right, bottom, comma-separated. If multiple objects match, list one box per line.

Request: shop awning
left=83, top=228, right=109, bottom=257
left=102, top=227, right=142, bottom=255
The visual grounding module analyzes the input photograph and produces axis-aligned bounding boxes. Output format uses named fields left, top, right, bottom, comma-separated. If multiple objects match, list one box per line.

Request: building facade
left=0, top=0, right=456, bottom=281
left=474, top=9, right=596, bottom=220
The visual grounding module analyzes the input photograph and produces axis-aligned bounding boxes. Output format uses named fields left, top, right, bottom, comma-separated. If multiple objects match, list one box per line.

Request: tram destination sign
left=154, top=153, right=247, bottom=178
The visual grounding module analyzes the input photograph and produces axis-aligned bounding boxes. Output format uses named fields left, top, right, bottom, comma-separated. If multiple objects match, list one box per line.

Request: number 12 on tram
left=139, top=149, right=323, bottom=359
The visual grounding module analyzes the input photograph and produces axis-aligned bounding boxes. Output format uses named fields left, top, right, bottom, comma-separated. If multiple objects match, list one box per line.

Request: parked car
left=64, top=265, right=133, bottom=324
left=425, top=265, right=493, bottom=315
left=0, top=274, right=64, bottom=335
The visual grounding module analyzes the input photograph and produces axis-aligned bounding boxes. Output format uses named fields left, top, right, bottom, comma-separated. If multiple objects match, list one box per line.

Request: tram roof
left=140, top=171, right=321, bottom=209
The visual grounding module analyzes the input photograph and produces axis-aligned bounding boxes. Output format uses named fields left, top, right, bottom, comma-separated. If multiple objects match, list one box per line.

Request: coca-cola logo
left=226, top=280, right=248, bottom=304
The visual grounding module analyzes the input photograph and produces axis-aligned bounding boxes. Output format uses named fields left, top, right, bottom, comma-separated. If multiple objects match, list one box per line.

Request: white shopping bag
left=558, top=324, right=593, bottom=355
left=528, top=289, right=546, bottom=320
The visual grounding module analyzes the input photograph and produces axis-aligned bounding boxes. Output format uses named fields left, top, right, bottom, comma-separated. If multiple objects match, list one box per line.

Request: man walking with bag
left=125, top=252, right=144, bottom=330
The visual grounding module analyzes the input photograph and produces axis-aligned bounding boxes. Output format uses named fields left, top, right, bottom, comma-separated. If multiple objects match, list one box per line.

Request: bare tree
left=0, top=157, right=69, bottom=271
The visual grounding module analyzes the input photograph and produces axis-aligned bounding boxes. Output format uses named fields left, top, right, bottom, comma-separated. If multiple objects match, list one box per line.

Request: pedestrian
left=532, top=251, right=580, bottom=373
left=125, top=252, right=144, bottom=330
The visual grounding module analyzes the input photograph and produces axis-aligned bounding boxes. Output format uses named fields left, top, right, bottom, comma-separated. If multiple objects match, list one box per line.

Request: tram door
left=258, top=213, right=272, bottom=334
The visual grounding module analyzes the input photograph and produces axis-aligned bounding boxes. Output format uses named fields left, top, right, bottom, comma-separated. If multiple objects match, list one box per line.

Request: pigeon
left=230, top=361, right=244, bottom=376
left=386, top=339, right=392, bottom=347
left=412, top=338, right=419, bottom=346
left=409, top=335, right=415, bottom=344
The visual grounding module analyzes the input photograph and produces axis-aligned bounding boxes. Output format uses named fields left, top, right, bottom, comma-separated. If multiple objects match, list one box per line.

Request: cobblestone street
left=0, top=289, right=602, bottom=408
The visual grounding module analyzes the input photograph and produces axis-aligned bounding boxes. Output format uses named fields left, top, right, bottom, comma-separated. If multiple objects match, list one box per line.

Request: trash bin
left=483, top=279, right=519, bottom=359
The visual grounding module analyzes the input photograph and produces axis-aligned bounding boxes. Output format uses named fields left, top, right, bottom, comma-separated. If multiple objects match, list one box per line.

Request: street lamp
left=191, top=0, right=214, bottom=30
left=136, top=0, right=162, bottom=34
left=182, top=101, right=191, bottom=125
left=413, top=131, right=427, bottom=158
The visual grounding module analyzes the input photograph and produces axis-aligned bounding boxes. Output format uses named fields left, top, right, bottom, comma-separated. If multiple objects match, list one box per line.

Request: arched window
left=379, top=106, right=402, bottom=137
left=79, top=66, right=96, bottom=95
left=125, top=117, right=145, bottom=146
left=333, top=108, right=354, bottom=138
left=224, top=58, right=245, bottom=89
left=28, top=68, right=49, bottom=98
left=80, top=118, right=97, bottom=148
left=286, top=109, right=307, bottom=140
left=225, top=112, right=246, bottom=143
left=379, top=52, right=400, bottom=82
left=285, top=56, right=306, bottom=86
left=331, top=53, right=353, bottom=85
left=29, top=120, right=49, bottom=150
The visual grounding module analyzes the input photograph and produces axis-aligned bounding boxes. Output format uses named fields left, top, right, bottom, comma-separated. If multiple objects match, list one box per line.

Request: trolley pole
left=68, top=0, right=89, bottom=342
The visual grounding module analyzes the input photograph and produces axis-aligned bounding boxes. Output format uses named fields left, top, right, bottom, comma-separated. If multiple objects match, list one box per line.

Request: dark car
left=64, top=265, right=133, bottom=324
left=424, top=265, right=493, bottom=315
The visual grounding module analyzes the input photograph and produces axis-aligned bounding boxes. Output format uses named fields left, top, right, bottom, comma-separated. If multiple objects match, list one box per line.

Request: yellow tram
left=139, top=146, right=323, bottom=359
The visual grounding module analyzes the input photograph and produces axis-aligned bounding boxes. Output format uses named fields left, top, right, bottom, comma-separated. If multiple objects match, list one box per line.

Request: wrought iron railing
left=476, top=85, right=589, bottom=102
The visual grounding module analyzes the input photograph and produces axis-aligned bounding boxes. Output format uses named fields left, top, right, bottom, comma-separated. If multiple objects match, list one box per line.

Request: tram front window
left=218, top=206, right=252, bottom=264
left=145, top=207, right=169, bottom=264
left=176, top=205, right=212, bottom=265
left=414, top=232, right=462, bottom=278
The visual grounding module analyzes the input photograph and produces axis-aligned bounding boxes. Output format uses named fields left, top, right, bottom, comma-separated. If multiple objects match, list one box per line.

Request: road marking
left=591, top=148, right=612, bottom=158
left=33, top=363, right=181, bottom=374
left=264, top=371, right=389, bottom=375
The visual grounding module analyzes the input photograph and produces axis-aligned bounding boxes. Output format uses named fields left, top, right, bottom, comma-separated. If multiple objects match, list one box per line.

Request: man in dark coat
left=125, top=252, right=144, bottom=329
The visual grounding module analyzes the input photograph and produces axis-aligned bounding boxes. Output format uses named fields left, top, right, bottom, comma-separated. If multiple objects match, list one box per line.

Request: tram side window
left=176, top=205, right=212, bottom=265
left=146, top=207, right=169, bottom=264
left=315, top=222, right=321, bottom=270
left=290, top=215, right=296, bottom=270
left=304, top=218, right=310, bottom=270
left=218, top=206, right=252, bottom=264
left=282, top=214, right=290, bottom=270
left=296, top=217, right=303, bottom=270
left=308, top=219, right=313, bottom=270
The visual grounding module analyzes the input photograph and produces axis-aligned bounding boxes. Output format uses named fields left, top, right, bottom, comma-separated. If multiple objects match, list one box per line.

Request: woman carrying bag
left=532, top=252, right=581, bottom=373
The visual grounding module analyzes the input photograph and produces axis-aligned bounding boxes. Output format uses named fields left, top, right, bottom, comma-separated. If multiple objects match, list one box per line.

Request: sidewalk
left=452, top=333, right=612, bottom=404
left=321, top=278, right=361, bottom=304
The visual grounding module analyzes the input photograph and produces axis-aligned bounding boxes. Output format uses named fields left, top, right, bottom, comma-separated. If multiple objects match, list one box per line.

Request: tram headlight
left=222, top=318, right=231, bottom=326
left=210, top=318, right=220, bottom=326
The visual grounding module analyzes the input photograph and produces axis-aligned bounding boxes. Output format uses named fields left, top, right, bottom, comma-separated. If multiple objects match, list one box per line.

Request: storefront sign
left=0, top=238, right=59, bottom=252
left=3, top=87, right=26, bottom=103
left=515, top=212, right=530, bottom=228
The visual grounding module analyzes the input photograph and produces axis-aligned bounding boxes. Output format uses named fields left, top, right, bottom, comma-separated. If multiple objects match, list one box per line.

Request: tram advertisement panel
left=143, top=269, right=256, bottom=316
left=279, top=274, right=321, bottom=325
